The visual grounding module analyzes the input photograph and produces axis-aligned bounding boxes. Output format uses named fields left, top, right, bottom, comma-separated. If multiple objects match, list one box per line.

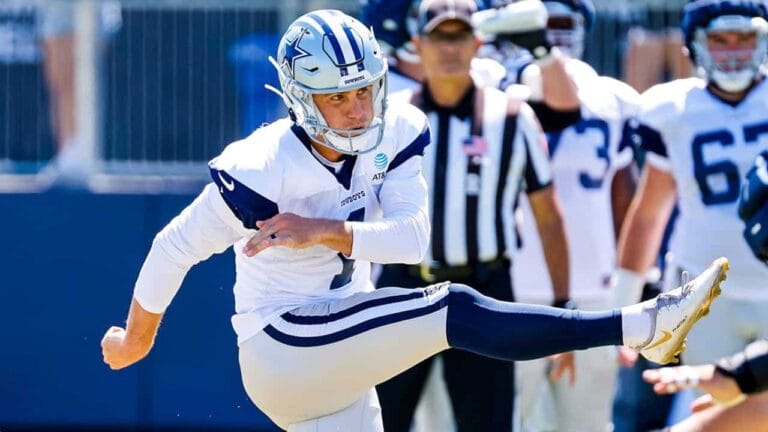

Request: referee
left=375, top=0, right=573, bottom=431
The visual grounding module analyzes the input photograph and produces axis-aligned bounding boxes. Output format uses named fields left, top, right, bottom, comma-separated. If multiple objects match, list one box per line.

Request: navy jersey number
left=547, top=118, right=611, bottom=190
left=330, top=208, right=366, bottom=290
left=692, top=120, right=768, bottom=206
left=576, top=119, right=611, bottom=189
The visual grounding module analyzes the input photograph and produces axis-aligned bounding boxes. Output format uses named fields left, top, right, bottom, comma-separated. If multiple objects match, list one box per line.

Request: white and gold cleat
left=637, top=257, right=729, bottom=365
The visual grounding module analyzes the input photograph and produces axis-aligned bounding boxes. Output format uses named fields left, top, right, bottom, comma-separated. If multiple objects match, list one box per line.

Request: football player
left=505, top=1, right=642, bottom=431
left=615, top=0, right=768, bottom=366
left=101, top=10, right=728, bottom=432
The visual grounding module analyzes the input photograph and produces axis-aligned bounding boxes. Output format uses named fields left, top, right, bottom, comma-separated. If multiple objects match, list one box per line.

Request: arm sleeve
left=518, top=102, right=553, bottom=193
left=348, top=120, right=431, bottom=265
left=133, top=183, right=250, bottom=313
left=716, top=339, right=768, bottom=395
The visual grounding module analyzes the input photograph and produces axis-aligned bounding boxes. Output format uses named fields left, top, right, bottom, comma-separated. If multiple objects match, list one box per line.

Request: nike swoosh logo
left=301, top=66, right=319, bottom=73
left=218, top=171, right=235, bottom=192
left=643, top=330, right=672, bottom=351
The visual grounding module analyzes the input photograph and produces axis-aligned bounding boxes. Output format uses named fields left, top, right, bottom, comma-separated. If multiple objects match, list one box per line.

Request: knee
left=446, top=283, right=481, bottom=307
left=423, top=281, right=479, bottom=306
left=443, top=283, right=493, bottom=324
left=443, top=283, right=481, bottom=348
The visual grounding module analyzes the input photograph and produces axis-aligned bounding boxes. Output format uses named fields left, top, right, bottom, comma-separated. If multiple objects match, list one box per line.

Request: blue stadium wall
left=0, top=190, right=281, bottom=431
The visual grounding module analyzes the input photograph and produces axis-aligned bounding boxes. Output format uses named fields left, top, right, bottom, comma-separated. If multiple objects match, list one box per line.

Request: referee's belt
left=407, top=257, right=509, bottom=283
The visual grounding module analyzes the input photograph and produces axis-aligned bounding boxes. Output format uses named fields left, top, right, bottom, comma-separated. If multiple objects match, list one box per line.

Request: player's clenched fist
left=101, top=326, right=147, bottom=370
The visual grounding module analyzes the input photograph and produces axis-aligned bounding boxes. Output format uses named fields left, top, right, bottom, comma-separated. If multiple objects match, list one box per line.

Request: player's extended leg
left=239, top=258, right=728, bottom=430
left=443, top=284, right=623, bottom=360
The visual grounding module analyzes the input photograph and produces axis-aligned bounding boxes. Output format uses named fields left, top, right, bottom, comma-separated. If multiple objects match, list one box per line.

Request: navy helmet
left=739, top=151, right=768, bottom=263
left=359, top=0, right=421, bottom=62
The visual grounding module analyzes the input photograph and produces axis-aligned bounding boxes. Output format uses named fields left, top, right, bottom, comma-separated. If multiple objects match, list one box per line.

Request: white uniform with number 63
left=639, top=77, right=768, bottom=299
left=637, top=76, right=768, bottom=363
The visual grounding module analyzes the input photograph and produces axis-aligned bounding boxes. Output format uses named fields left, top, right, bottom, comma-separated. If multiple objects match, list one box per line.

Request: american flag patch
left=463, top=135, right=487, bottom=156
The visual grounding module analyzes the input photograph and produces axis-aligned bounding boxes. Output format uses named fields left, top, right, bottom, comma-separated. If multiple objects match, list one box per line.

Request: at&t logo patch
left=374, top=152, right=388, bottom=170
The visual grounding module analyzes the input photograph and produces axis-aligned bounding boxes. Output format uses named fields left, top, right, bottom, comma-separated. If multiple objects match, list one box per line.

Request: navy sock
left=445, top=283, right=623, bottom=360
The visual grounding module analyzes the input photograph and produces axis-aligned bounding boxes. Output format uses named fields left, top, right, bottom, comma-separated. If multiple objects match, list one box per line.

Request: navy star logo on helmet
left=282, top=27, right=311, bottom=78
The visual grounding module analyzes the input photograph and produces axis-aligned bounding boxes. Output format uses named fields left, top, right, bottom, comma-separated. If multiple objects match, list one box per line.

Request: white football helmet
left=684, top=0, right=768, bottom=93
left=543, top=1, right=593, bottom=59
left=270, top=10, right=388, bottom=154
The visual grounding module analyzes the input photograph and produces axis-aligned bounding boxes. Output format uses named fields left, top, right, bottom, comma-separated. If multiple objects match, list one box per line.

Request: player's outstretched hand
left=642, top=365, right=746, bottom=411
left=244, top=213, right=345, bottom=256
left=101, top=326, right=149, bottom=370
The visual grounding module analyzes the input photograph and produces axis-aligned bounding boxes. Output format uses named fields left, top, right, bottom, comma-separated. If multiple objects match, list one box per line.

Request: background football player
left=615, top=0, right=768, bottom=368
left=505, top=1, right=642, bottom=431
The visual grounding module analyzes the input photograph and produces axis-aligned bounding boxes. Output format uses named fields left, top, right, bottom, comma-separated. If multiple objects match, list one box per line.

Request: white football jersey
left=133, top=103, right=431, bottom=344
left=638, top=77, right=768, bottom=300
left=513, top=60, right=639, bottom=303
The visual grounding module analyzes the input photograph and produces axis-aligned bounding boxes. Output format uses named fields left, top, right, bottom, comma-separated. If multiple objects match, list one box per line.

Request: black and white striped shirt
left=412, top=82, right=552, bottom=267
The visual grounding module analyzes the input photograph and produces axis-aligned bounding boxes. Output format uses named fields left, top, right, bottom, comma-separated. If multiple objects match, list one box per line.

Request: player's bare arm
left=101, top=298, right=162, bottom=370
left=538, top=56, right=579, bottom=111
left=669, top=393, right=768, bottom=432
left=528, top=186, right=569, bottom=303
left=243, top=213, right=353, bottom=257
left=610, top=165, right=637, bottom=241
left=527, top=185, right=575, bottom=384
left=617, top=164, right=677, bottom=274
left=611, top=165, right=677, bottom=329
